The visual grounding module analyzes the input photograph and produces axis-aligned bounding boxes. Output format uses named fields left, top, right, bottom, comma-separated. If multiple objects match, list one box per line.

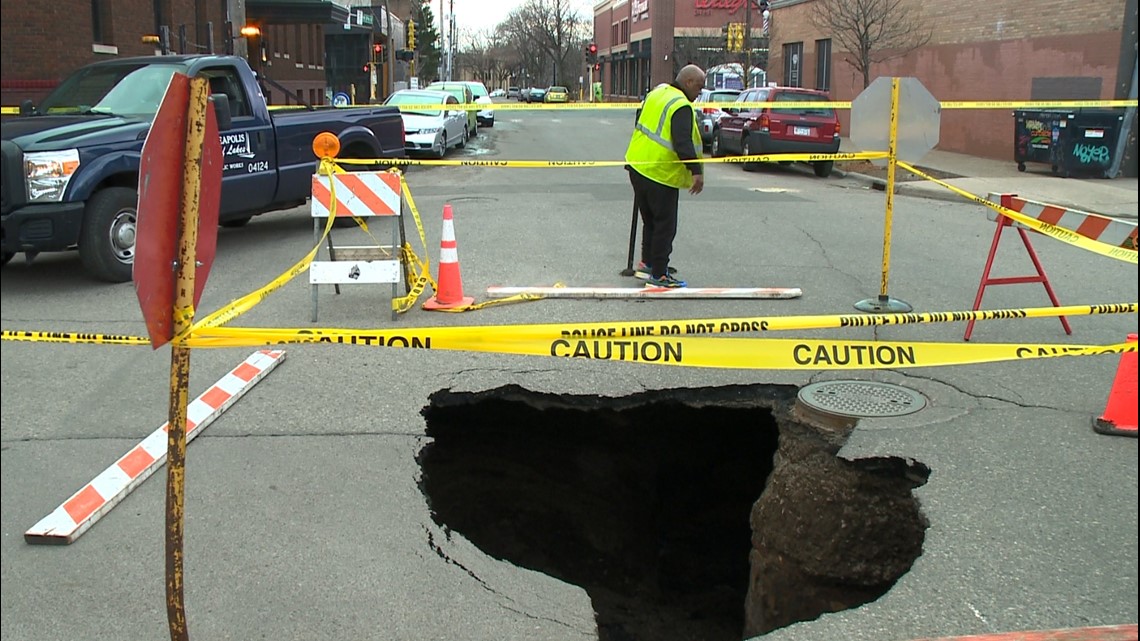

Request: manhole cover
left=797, top=381, right=927, bottom=419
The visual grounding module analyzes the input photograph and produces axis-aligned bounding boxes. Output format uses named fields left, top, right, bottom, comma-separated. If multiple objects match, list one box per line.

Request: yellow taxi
left=544, top=86, right=569, bottom=103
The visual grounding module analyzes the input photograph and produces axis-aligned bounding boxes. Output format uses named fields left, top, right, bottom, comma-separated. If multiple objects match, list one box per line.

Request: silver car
left=384, top=89, right=468, bottom=158
left=694, top=88, right=741, bottom=151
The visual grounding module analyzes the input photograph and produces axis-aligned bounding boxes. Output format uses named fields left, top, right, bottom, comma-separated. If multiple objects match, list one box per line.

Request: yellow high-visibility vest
left=625, top=83, right=702, bottom=189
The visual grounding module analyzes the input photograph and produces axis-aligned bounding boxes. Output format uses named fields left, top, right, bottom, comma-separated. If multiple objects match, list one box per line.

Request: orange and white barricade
left=309, top=171, right=408, bottom=322
left=965, top=193, right=1137, bottom=340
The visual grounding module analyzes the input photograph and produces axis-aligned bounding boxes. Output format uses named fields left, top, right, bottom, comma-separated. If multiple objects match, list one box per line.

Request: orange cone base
left=423, top=295, right=475, bottom=311
left=1093, top=417, right=1138, bottom=438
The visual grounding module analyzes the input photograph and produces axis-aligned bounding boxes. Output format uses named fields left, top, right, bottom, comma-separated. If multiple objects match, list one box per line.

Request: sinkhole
left=417, top=384, right=931, bottom=640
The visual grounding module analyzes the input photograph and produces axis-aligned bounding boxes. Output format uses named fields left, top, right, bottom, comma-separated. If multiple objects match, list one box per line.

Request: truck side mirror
left=19, top=99, right=36, bottom=116
left=209, top=93, right=233, bottom=131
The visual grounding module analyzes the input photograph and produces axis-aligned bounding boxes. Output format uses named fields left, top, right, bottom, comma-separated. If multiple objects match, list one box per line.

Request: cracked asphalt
left=1, top=106, right=1136, bottom=641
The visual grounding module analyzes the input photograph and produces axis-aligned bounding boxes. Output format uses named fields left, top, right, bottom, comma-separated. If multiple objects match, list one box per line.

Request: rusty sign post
left=135, top=72, right=222, bottom=641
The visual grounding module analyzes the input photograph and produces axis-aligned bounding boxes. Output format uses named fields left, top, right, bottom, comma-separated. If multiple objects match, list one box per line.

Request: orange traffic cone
left=424, top=204, right=475, bottom=311
left=1093, top=333, right=1137, bottom=438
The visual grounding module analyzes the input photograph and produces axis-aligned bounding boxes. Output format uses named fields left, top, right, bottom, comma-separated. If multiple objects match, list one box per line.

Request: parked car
left=507, top=86, right=520, bottom=99
left=694, top=88, right=740, bottom=152
left=384, top=89, right=467, bottom=158
left=425, top=81, right=478, bottom=136
left=544, top=86, right=570, bottom=103
left=525, top=87, right=546, bottom=103
left=515, top=86, right=528, bottom=101
left=0, top=54, right=406, bottom=281
left=714, top=86, right=841, bottom=177
left=490, top=88, right=506, bottom=98
left=461, top=81, right=495, bottom=127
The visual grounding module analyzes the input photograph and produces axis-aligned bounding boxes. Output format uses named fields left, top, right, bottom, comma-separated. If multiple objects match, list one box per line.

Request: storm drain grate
left=797, top=380, right=927, bottom=419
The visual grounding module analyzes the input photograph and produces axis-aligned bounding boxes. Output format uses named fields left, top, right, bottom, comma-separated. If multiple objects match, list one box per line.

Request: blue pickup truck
left=1, top=54, right=406, bottom=282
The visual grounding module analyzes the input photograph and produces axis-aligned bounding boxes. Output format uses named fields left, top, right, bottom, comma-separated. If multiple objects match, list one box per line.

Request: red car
left=714, top=86, right=842, bottom=177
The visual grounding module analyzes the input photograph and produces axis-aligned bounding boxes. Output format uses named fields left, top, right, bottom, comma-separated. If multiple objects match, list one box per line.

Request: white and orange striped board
left=311, top=171, right=401, bottom=218
left=486, top=286, right=802, bottom=299
left=987, top=192, right=1138, bottom=250
left=24, top=350, right=286, bottom=545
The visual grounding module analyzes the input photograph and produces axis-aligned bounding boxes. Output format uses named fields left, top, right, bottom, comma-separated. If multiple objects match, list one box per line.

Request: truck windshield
left=38, top=63, right=183, bottom=117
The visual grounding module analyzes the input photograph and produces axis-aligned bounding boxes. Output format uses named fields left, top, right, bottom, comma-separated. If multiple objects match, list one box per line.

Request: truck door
left=202, top=66, right=277, bottom=217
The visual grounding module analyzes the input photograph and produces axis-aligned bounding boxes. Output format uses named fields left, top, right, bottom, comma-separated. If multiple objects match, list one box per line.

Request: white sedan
left=384, top=89, right=468, bottom=158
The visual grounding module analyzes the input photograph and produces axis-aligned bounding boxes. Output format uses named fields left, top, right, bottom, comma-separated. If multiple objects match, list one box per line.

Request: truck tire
left=813, top=160, right=834, bottom=178
left=79, top=186, right=138, bottom=283
left=2, top=252, right=13, bottom=267
left=220, top=216, right=252, bottom=228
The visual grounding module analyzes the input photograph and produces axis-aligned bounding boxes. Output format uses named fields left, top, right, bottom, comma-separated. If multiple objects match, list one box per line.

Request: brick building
left=0, top=0, right=410, bottom=107
left=590, top=0, right=1136, bottom=167
left=765, top=0, right=1136, bottom=164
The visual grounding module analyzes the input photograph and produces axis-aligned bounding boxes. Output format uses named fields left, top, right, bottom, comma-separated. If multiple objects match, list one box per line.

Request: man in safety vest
left=625, top=64, right=706, bottom=288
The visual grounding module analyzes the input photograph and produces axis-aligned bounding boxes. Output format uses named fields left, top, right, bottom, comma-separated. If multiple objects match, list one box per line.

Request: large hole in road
left=418, top=384, right=930, bottom=640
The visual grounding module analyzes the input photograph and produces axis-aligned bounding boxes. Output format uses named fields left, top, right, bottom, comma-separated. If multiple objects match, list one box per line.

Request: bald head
left=675, top=64, right=706, bottom=101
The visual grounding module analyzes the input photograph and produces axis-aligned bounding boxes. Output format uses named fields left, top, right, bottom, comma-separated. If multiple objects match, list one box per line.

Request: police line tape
left=898, top=162, right=1138, bottom=265
left=7, top=99, right=1136, bottom=117
left=4, top=326, right=1133, bottom=370
left=355, top=98, right=1138, bottom=112
left=5, top=303, right=1135, bottom=366
left=335, top=151, right=889, bottom=169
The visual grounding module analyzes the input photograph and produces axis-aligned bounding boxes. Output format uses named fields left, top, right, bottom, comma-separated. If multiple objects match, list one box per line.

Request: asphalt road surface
left=1, top=104, right=1137, bottom=641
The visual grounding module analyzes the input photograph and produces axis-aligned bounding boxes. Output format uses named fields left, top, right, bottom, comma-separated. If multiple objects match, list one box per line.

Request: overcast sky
left=443, top=0, right=597, bottom=39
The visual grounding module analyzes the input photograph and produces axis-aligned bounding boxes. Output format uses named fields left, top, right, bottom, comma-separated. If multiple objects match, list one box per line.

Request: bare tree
left=498, top=0, right=589, bottom=89
left=809, top=0, right=931, bottom=89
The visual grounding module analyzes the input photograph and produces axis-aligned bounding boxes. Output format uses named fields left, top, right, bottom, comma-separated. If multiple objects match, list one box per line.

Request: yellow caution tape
left=333, top=150, right=888, bottom=169
left=4, top=303, right=1133, bottom=347
left=8, top=99, right=1136, bottom=117
left=182, top=329, right=1137, bottom=370
left=898, top=162, right=1138, bottom=265
left=941, top=100, right=1137, bottom=109
left=375, top=99, right=1138, bottom=112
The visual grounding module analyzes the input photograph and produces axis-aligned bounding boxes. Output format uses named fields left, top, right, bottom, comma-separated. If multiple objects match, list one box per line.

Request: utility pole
left=385, top=0, right=394, bottom=98
left=447, top=0, right=455, bottom=81
left=439, top=0, right=445, bottom=81
left=744, top=0, right=752, bottom=87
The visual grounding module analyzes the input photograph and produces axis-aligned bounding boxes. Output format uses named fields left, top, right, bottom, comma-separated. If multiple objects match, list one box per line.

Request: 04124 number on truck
left=1, top=54, right=407, bottom=282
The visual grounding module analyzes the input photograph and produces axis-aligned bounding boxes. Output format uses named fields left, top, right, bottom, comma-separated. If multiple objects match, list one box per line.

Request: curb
left=836, top=170, right=1140, bottom=219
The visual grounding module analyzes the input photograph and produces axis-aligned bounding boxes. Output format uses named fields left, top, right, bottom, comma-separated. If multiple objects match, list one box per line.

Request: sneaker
left=645, top=273, right=687, bottom=288
left=634, top=261, right=677, bottom=280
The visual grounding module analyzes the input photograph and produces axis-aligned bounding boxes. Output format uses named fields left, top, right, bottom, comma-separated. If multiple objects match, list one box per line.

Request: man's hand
left=689, top=174, right=704, bottom=195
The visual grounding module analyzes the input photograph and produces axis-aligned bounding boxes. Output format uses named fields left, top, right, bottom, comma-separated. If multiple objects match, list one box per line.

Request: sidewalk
left=837, top=139, right=1139, bottom=219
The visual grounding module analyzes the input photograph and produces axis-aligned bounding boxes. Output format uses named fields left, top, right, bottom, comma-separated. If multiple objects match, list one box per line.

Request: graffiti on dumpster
left=1071, top=143, right=1110, bottom=166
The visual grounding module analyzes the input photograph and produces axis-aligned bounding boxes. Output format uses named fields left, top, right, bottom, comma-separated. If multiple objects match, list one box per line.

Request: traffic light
left=593, top=62, right=601, bottom=72
left=363, top=63, right=371, bottom=72
left=725, top=23, right=744, bottom=52
left=373, top=43, right=383, bottom=55
left=406, top=20, right=416, bottom=49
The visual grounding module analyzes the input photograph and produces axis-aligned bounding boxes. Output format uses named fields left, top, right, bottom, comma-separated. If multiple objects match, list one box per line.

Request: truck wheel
left=1, top=252, right=14, bottom=267
left=711, top=129, right=724, bottom=158
left=813, top=160, right=834, bottom=178
left=220, top=216, right=252, bottom=228
left=80, top=187, right=138, bottom=283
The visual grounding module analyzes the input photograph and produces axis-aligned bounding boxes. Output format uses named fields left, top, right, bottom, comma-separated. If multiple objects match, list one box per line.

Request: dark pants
left=628, top=169, right=679, bottom=278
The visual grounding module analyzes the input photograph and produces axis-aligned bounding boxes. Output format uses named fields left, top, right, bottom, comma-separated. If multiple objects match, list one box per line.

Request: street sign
left=332, top=92, right=350, bottom=107
left=850, top=76, right=940, bottom=166
left=134, top=73, right=223, bottom=349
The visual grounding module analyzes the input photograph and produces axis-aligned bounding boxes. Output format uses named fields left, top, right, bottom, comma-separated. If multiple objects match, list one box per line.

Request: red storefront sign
left=693, top=0, right=751, bottom=15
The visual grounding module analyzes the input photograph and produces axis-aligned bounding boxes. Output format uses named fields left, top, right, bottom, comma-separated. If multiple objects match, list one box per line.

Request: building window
left=621, top=19, right=629, bottom=44
left=815, top=39, right=831, bottom=91
left=783, top=42, right=803, bottom=88
left=91, top=0, right=112, bottom=44
left=612, top=23, right=618, bottom=46
left=295, top=25, right=304, bottom=64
